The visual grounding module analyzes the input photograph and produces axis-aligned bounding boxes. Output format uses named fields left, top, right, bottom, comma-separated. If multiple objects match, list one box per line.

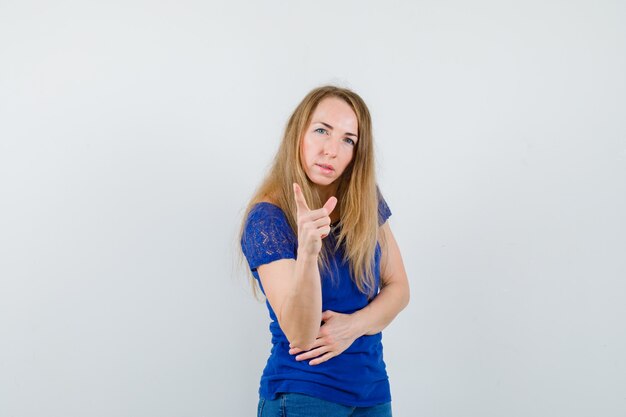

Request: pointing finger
left=293, top=183, right=310, bottom=213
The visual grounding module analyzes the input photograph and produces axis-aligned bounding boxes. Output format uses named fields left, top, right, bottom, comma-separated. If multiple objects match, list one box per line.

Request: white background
left=1, top=1, right=625, bottom=416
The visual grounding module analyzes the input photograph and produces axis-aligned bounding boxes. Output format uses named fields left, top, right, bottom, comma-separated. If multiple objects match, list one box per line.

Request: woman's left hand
left=288, top=310, right=362, bottom=366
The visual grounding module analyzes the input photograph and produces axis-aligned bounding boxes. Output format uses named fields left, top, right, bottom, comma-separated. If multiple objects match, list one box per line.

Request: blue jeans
left=257, top=393, right=392, bottom=417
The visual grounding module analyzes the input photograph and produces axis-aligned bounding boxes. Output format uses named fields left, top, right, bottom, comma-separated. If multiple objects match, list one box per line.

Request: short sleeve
left=241, top=203, right=297, bottom=272
left=377, top=187, right=392, bottom=226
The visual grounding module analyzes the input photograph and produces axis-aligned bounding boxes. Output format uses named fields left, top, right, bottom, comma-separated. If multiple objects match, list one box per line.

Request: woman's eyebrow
left=315, top=121, right=358, bottom=138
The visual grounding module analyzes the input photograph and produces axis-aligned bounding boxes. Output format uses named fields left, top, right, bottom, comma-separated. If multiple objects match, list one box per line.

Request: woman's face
left=300, top=97, right=359, bottom=193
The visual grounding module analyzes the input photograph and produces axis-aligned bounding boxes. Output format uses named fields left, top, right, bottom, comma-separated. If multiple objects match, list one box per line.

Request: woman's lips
left=316, top=164, right=334, bottom=174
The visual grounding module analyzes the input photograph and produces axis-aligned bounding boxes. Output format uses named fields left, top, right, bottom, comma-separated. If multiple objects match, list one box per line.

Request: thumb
left=323, top=196, right=338, bottom=216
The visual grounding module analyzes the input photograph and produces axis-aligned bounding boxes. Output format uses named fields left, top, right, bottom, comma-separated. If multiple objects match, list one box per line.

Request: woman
left=240, top=85, right=409, bottom=417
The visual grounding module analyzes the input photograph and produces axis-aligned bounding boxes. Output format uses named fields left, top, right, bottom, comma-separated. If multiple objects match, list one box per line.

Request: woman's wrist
left=296, top=249, right=318, bottom=263
left=350, top=308, right=371, bottom=338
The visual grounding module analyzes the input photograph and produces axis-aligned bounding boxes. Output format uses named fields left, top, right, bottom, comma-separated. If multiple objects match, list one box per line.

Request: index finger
left=293, top=183, right=310, bottom=213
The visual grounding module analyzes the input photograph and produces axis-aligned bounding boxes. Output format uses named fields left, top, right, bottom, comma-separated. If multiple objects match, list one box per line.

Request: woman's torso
left=242, top=202, right=391, bottom=407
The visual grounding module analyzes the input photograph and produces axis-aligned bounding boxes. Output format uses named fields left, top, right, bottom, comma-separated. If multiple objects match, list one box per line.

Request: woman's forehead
left=310, top=97, right=358, bottom=133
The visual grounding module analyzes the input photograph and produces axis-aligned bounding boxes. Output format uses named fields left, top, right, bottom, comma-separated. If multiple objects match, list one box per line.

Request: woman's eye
left=344, top=138, right=355, bottom=145
left=315, top=128, right=327, bottom=134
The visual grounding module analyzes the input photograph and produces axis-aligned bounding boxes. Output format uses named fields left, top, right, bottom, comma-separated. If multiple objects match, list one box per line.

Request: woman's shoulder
left=242, top=198, right=296, bottom=250
left=377, top=189, right=392, bottom=226
left=258, top=192, right=280, bottom=205
left=246, top=197, right=290, bottom=228
left=250, top=196, right=283, bottom=215
left=257, top=195, right=278, bottom=206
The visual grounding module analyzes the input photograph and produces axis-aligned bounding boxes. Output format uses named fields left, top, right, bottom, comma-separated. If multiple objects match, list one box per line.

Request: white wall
left=1, top=1, right=624, bottom=416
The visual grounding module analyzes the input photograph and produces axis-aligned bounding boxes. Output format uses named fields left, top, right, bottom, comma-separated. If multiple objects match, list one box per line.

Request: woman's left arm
left=352, top=221, right=410, bottom=335
left=289, top=221, right=409, bottom=365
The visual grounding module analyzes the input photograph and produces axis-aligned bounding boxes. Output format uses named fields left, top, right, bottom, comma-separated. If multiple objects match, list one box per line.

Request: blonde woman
left=240, top=85, right=409, bottom=417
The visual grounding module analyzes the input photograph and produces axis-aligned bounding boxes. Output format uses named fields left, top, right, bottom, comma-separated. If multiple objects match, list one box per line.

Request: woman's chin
left=308, top=176, right=336, bottom=187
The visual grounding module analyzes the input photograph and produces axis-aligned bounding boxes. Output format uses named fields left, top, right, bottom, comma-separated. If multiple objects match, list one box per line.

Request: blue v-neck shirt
left=241, top=195, right=392, bottom=407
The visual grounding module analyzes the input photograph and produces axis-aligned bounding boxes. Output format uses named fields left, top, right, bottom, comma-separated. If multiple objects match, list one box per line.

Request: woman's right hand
left=293, top=183, right=337, bottom=257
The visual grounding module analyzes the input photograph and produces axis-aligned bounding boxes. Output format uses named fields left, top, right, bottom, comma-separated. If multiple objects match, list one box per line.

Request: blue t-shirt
left=240, top=194, right=392, bottom=407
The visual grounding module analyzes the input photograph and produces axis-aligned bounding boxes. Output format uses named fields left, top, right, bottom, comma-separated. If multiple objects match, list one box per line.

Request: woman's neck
left=314, top=184, right=340, bottom=223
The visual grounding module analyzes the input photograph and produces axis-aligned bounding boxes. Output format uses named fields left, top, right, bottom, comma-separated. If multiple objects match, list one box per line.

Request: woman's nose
left=323, top=138, right=338, bottom=156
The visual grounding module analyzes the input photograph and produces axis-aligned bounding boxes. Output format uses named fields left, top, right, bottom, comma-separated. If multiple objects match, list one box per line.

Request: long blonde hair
left=239, top=85, right=381, bottom=298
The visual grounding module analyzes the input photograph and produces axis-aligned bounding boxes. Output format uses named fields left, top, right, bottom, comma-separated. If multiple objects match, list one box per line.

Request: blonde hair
left=239, top=85, right=381, bottom=299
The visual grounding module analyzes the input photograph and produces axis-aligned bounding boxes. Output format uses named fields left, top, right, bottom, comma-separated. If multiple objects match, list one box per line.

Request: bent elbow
left=279, top=318, right=317, bottom=350
left=402, top=281, right=411, bottom=309
left=288, top=336, right=316, bottom=352
left=278, top=310, right=321, bottom=351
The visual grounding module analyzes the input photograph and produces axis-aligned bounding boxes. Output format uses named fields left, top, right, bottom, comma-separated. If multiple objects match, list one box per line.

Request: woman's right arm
left=257, top=184, right=337, bottom=351
left=258, top=252, right=321, bottom=350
